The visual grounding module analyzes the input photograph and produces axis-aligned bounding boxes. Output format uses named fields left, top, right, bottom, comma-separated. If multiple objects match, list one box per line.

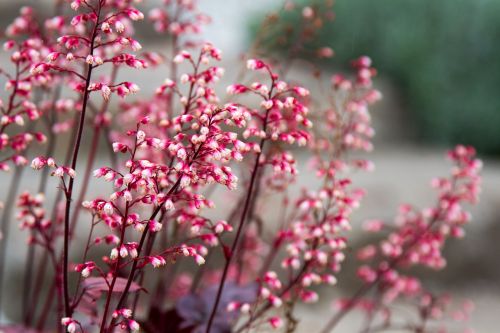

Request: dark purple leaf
left=76, top=277, right=144, bottom=317
left=175, top=282, right=257, bottom=333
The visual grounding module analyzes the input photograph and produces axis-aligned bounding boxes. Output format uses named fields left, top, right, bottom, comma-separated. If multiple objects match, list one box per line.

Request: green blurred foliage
left=252, top=0, right=500, bottom=154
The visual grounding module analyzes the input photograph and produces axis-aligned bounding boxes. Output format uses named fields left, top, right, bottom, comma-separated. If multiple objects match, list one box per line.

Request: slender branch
left=62, top=2, right=102, bottom=317
left=99, top=201, right=130, bottom=333
left=33, top=111, right=80, bottom=330
left=23, top=87, right=61, bottom=325
left=234, top=261, right=311, bottom=333
left=71, top=217, right=97, bottom=309
left=0, top=62, right=23, bottom=319
left=107, top=140, right=207, bottom=330
left=205, top=134, right=267, bottom=333
left=69, top=65, right=118, bottom=236
left=318, top=211, right=445, bottom=333
left=0, top=167, right=24, bottom=318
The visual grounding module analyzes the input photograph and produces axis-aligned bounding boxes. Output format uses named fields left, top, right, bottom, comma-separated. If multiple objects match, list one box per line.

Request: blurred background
left=0, top=0, right=499, bottom=331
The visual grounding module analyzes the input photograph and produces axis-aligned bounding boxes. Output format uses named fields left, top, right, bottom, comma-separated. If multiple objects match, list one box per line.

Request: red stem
left=205, top=135, right=267, bottom=333
left=0, top=167, right=24, bottom=317
left=23, top=87, right=61, bottom=325
left=71, top=218, right=97, bottom=309
left=107, top=140, right=207, bottom=330
left=234, top=260, right=311, bottom=333
left=99, top=202, right=130, bottom=333
left=62, top=2, right=102, bottom=317
left=0, top=64, right=22, bottom=318
left=69, top=65, right=118, bottom=236
left=33, top=111, right=80, bottom=330
left=318, top=211, right=446, bottom=333
left=105, top=179, right=182, bottom=332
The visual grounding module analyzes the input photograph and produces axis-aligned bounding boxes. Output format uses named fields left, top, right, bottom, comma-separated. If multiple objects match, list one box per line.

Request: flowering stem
left=108, top=142, right=206, bottom=330
left=205, top=135, right=267, bottom=333
left=68, top=122, right=100, bottom=232
left=36, top=281, right=57, bottom=330
left=235, top=168, right=264, bottom=282
left=32, top=112, right=80, bottom=329
left=318, top=211, right=445, bottom=333
left=189, top=249, right=214, bottom=293
left=319, top=279, right=374, bottom=333
left=22, top=232, right=36, bottom=323
left=23, top=87, right=61, bottom=325
left=235, top=261, right=311, bottom=333
left=69, top=65, right=118, bottom=236
left=0, top=166, right=24, bottom=318
left=182, top=52, right=202, bottom=115
left=132, top=212, right=165, bottom=312
left=359, top=289, right=382, bottom=333
left=71, top=217, right=97, bottom=308
left=167, top=31, right=179, bottom=122
left=99, top=202, right=130, bottom=333
left=0, top=62, right=23, bottom=319
left=103, top=125, right=119, bottom=171
left=106, top=184, right=180, bottom=332
left=62, top=2, right=102, bottom=317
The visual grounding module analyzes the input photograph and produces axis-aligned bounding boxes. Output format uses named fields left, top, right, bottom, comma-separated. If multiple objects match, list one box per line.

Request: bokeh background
left=0, top=0, right=499, bottom=331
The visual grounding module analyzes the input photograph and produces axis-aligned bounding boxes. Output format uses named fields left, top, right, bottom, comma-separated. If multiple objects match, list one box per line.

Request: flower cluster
left=357, top=146, right=481, bottom=278
left=311, top=55, right=381, bottom=176
left=16, top=192, right=49, bottom=233
left=149, top=0, right=210, bottom=37
left=323, top=145, right=481, bottom=333
left=222, top=57, right=379, bottom=333
left=32, top=0, right=146, bottom=101
left=0, top=7, right=51, bottom=172
left=0, top=1, right=484, bottom=333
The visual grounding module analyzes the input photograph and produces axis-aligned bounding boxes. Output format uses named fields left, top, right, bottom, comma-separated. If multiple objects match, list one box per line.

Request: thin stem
left=150, top=216, right=181, bottom=308
left=205, top=136, right=267, bottom=333
left=22, top=233, right=36, bottom=324
left=102, top=125, right=119, bottom=171
left=110, top=178, right=182, bottom=312
left=71, top=217, right=97, bottom=309
left=36, top=282, right=57, bottom=330
left=0, top=167, right=24, bottom=319
left=235, top=168, right=264, bottom=282
left=0, top=62, right=22, bottom=320
left=69, top=65, right=118, bottom=236
left=358, top=290, right=383, bottom=333
left=23, top=87, right=60, bottom=325
left=131, top=210, right=165, bottom=313
left=32, top=111, right=79, bottom=329
left=99, top=201, right=130, bottom=333
left=318, top=211, right=445, bottom=333
left=167, top=30, right=179, bottom=122
left=108, top=142, right=206, bottom=329
left=189, top=249, right=213, bottom=293
left=62, top=2, right=102, bottom=317
left=235, top=261, right=311, bottom=333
